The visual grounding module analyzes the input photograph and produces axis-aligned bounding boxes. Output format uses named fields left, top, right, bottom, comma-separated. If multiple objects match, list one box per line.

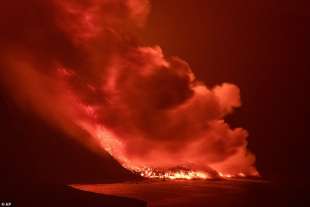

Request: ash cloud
left=0, top=0, right=257, bottom=175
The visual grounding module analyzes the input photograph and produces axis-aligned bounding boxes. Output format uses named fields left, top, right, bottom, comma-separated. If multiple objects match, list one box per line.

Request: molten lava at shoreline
left=130, top=167, right=259, bottom=180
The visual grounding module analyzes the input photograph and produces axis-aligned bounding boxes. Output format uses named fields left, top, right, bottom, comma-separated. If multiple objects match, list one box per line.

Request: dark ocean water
left=71, top=179, right=300, bottom=207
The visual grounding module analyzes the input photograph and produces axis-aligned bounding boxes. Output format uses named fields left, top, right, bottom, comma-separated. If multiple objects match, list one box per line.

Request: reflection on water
left=72, top=179, right=268, bottom=207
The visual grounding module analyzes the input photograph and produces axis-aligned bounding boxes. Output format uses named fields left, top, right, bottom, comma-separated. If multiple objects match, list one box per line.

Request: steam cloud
left=0, top=0, right=257, bottom=175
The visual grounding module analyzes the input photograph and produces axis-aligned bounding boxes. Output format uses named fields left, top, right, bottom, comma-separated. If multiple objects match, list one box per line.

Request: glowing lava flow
left=134, top=169, right=257, bottom=180
left=76, top=103, right=260, bottom=181
left=138, top=168, right=209, bottom=180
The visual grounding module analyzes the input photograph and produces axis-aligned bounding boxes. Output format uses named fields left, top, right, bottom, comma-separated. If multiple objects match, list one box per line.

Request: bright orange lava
left=129, top=167, right=258, bottom=180
left=139, top=168, right=209, bottom=180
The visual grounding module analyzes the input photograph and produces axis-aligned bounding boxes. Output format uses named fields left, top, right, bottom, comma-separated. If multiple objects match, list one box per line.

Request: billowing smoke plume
left=0, top=0, right=257, bottom=176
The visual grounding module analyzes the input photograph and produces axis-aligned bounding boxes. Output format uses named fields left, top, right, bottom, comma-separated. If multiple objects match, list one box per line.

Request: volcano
left=0, top=0, right=309, bottom=207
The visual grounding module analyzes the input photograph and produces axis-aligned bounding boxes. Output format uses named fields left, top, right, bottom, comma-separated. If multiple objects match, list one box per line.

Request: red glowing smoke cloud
left=0, top=0, right=258, bottom=177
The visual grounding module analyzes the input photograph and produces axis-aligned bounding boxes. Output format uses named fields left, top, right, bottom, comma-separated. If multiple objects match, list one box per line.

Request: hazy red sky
left=140, top=0, right=308, bottom=180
